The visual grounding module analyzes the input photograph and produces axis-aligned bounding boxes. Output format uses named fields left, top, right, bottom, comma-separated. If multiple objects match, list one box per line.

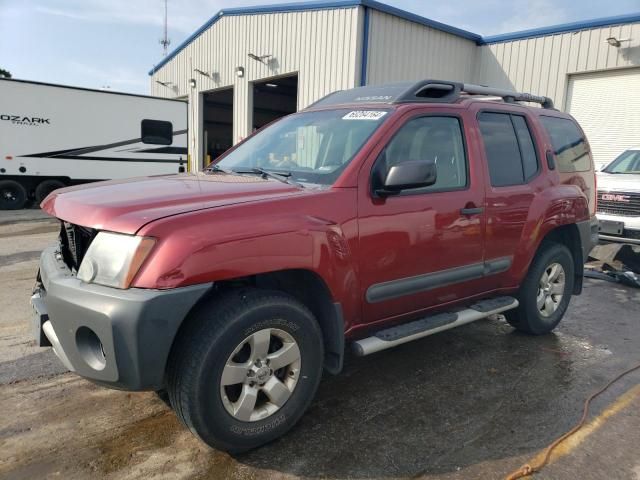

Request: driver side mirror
left=375, top=160, right=437, bottom=197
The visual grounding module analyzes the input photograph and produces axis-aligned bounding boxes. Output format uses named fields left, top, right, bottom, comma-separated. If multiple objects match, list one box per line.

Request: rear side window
left=141, top=119, right=173, bottom=145
left=477, top=112, right=539, bottom=187
left=539, top=116, right=591, bottom=172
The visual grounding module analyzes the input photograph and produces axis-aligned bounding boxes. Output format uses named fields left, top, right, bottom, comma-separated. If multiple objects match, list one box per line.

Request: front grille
left=597, top=190, right=640, bottom=217
left=59, top=221, right=97, bottom=271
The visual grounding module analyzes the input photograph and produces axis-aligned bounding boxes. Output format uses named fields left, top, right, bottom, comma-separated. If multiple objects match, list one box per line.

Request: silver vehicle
left=597, top=148, right=640, bottom=244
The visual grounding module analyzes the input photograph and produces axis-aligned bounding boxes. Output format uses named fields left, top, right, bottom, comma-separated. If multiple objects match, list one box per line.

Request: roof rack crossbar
left=460, top=83, right=554, bottom=109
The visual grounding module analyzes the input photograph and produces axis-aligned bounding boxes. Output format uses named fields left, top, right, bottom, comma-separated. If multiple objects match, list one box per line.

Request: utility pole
left=159, top=0, right=171, bottom=56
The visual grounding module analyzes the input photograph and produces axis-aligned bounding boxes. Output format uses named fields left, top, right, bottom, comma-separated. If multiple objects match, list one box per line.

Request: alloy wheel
left=536, top=262, right=565, bottom=317
left=220, top=328, right=301, bottom=422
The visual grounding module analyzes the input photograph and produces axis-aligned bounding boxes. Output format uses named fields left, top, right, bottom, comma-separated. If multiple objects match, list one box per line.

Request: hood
left=597, top=172, right=640, bottom=193
left=41, top=172, right=304, bottom=234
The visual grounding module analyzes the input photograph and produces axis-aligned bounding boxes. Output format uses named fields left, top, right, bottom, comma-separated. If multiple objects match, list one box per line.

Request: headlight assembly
left=77, top=232, right=155, bottom=289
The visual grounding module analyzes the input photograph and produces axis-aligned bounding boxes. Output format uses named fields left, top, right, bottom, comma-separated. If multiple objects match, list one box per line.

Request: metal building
left=149, top=0, right=640, bottom=170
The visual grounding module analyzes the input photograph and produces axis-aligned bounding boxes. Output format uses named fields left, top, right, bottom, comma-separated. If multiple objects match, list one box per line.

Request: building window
left=477, top=112, right=539, bottom=187
left=539, top=116, right=591, bottom=172
left=141, top=119, right=173, bottom=145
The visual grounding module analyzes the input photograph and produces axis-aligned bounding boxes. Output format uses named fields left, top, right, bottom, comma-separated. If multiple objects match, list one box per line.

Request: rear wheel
left=167, top=289, right=324, bottom=452
left=35, top=179, right=66, bottom=204
left=0, top=180, right=27, bottom=210
left=505, top=242, right=575, bottom=335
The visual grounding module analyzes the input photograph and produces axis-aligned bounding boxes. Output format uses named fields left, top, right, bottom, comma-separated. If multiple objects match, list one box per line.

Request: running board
left=352, top=296, right=519, bottom=356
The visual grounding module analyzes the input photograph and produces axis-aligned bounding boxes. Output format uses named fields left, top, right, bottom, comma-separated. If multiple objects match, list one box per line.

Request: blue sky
left=1, top=0, right=638, bottom=94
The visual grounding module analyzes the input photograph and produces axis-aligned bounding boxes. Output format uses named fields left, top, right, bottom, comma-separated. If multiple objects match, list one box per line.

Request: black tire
left=167, top=288, right=324, bottom=452
left=154, top=389, right=171, bottom=408
left=505, top=242, right=575, bottom=335
left=0, top=180, right=28, bottom=210
left=35, top=179, right=66, bottom=204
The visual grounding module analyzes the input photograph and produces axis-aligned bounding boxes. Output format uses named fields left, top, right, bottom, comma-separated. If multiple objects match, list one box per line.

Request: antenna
left=159, top=0, right=171, bottom=56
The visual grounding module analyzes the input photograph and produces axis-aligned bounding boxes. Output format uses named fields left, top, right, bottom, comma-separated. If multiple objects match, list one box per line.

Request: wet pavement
left=1, top=210, right=639, bottom=480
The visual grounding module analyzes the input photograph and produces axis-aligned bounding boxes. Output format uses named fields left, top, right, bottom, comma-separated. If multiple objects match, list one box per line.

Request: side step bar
left=353, top=296, right=519, bottom=356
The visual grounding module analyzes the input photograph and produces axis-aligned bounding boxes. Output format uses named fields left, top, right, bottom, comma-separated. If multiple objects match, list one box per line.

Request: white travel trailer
left=0, top=79, right=188, bottom=209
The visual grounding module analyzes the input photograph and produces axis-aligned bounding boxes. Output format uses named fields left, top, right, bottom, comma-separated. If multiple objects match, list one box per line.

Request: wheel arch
left=170, top=269, right=345, bottom=377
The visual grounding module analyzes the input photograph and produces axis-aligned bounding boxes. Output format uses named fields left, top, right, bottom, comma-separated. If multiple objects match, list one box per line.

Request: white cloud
left=32, top=0, right=264, bottom=33
left=66, top=60, right=147, bottom=90
left=495, top=0, right=569, bottom=34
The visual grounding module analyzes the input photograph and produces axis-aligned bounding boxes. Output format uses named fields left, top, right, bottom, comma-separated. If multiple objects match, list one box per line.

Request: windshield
left=603, top=150, right=640, bottom=174
left=213, top=109, right=389, bottom=185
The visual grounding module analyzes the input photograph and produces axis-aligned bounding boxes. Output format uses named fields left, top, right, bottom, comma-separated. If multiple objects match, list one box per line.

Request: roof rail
left=459, top=83, right=554, bottom=109
left=308, top=79, right=555, bottom=109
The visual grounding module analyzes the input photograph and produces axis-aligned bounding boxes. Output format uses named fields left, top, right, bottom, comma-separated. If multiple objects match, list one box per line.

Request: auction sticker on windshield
left=342, top=111, right=387, bottom=120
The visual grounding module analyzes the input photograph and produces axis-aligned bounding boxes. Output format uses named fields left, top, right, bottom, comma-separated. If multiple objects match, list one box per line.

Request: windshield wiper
left=233, top=167, right=303, bottom=187
left=206, top=164, right=231, bottom=173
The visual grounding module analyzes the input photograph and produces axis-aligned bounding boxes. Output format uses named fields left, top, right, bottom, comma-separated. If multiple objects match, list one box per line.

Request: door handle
left=460, top=207, right=484, bottom=215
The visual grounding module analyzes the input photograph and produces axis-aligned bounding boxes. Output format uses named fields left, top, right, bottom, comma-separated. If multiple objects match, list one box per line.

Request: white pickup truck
left=597, top=147, right=640, bottom=244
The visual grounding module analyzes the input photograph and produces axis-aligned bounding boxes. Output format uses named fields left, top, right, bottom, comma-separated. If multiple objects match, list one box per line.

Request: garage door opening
left=252, top=75, right=298, bottom=131
left=202, top=87, right=233, bottom=165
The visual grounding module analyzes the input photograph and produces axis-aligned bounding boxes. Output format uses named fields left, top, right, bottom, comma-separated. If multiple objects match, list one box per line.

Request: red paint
left=41, top=99, right=596, bottom=338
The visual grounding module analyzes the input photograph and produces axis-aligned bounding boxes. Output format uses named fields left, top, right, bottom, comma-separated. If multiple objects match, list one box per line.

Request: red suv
left=32, top=80, right=598, bottom=452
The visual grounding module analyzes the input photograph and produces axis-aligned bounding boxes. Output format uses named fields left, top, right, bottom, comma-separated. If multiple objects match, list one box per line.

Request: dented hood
left=41, top=173, right=304, bottom=234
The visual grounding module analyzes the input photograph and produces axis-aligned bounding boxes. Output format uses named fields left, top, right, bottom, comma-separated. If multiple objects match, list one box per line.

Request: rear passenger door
left=474, top=106, right=542, bottom=289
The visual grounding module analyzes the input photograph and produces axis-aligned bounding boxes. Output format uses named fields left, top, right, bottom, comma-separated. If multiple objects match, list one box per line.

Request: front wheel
left=167, top=289, right=324, bottom=452
left=505, top=242, right=575, bottom=335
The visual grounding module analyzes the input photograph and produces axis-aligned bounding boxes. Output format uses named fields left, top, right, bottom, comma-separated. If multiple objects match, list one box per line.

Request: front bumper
left=32, top=244, right=210, bottom=390
left=596, top=213, right=640, bottom=245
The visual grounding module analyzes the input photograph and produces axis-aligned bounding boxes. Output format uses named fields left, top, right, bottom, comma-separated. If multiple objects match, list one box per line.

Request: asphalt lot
left=1, top=210, right=639, bottom=480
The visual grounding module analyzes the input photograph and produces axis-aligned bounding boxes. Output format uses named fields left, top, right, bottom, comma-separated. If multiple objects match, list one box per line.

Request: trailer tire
left=0, top=180, right=28, bottom=210
left=35, top=179, right=66, bottom=204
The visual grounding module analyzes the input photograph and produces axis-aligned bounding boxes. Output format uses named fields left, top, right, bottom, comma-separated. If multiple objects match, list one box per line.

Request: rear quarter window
left=539, top=116, right=591, bottom=172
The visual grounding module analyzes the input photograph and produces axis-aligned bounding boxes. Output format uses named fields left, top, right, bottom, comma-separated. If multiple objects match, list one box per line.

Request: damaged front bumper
left=30, top=244, right=211, bottom=390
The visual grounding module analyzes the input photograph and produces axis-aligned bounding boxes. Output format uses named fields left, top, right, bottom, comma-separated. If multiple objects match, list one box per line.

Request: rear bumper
left=577, top=217, right=600, bottom=259
left=32, top=244, right=210, bottom=391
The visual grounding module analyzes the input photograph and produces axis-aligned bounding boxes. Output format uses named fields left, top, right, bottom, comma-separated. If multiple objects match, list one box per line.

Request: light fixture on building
left=265, top=83, right=278, bottom=88
left=235, top=66, right=245, bottom=78
left=155, top=80, right=174, bottom=88
left=605, top=36, right=630, bottom=47
left=189, top=78, right=196, bottom=88
left=248, top=53, right=272, bottom=64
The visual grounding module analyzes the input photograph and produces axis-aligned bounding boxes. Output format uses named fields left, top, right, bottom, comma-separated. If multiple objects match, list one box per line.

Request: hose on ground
left=504, top=361, right=640, bottom=480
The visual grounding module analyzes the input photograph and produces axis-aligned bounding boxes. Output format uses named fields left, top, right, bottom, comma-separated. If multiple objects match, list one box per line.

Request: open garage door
left=252, top=75, right=298, bottom=131
left=202, top=87, right=233, bottom=165
left=567, top=68, right=640, bottom=169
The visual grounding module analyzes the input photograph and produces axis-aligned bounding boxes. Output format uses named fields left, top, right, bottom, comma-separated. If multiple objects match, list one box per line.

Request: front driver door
left=357, top=111, right=488, bottom=325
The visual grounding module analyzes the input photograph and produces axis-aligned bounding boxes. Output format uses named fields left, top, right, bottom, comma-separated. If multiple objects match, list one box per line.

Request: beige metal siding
left=150, top=7, right=361, bottom=169
left=365, top=10, right=477, bottom=85
left=474, top=21, right=640, bottom=110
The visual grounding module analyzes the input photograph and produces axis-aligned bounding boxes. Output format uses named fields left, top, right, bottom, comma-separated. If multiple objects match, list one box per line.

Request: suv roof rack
left=310, top=80, right=555, bottom=109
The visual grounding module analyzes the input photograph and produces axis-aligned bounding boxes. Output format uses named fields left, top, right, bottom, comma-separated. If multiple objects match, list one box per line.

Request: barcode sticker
left=342, top=111, right=388, bottom=121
